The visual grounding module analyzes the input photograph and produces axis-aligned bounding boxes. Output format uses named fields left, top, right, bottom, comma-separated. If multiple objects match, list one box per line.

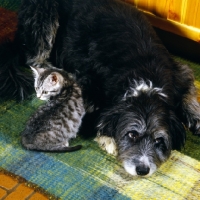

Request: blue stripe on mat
left=0, top=139, right=129, bottom=200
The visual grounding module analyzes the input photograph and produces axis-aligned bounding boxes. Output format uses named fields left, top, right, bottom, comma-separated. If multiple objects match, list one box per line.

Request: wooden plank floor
left=0, top=170, right=57, bottom=200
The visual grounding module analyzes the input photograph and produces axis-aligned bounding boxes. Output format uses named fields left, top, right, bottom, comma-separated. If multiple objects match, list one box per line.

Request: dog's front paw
left=94, top=135, right=118, bottom=156
left=190, top=122, right=200, bottom=136
left=193, top=127, right=200, bottom=136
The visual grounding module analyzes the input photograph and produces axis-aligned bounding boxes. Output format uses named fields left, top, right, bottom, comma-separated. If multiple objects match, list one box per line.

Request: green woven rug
left=1, top=1, right=200, bottom=199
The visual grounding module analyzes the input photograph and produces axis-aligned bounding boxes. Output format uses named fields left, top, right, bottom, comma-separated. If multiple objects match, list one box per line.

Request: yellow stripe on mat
left=101, top=151, right=200, bottom=199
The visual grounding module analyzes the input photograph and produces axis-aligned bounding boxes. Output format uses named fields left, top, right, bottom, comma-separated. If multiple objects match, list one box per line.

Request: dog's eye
left=154, top=137, right=163, bottom=144
left=127, top=131, right=139, bottom=141
left=154, top=137, right=165, bottom=148
left=154, top=137, right=167, bottom=152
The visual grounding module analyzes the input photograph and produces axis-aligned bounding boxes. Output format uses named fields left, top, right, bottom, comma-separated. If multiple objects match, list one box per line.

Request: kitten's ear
left=50, top=72, right=63, bottom=85
left=30, top=66, right=45, bottom=77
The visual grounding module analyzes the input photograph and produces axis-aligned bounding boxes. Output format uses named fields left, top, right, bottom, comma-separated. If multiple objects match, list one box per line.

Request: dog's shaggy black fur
left=1, top=0, right=200, bottom=176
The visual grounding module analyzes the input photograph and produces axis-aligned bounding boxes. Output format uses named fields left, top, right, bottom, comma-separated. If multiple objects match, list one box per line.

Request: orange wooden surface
left=122, top=0, right=200, bottom=42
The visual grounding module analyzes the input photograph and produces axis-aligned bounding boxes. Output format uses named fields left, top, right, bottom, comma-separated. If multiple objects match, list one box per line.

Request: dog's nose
left=136, top=166, right=150, bottom=176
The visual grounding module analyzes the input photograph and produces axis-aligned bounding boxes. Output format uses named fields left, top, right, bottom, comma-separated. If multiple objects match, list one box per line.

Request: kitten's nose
left=136, top=165, right=150, bottom=176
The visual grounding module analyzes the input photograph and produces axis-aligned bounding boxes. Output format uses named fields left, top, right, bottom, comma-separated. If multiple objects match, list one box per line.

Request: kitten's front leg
left=18, top=0, right=59, bottom=67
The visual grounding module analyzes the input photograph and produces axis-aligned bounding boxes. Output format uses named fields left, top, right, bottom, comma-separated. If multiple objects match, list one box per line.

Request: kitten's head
left=31, top=66, right=66, bottom=100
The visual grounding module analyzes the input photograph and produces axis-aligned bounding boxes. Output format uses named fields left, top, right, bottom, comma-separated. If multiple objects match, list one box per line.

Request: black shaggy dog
left=1, top=0, right=200, bottom=176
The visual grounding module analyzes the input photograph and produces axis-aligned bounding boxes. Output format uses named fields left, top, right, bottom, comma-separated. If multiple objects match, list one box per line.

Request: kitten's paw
left=64, top=141, right=69, bottom=147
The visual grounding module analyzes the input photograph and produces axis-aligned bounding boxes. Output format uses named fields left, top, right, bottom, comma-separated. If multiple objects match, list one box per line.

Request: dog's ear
left=169, top=111, right=186, bottom=150
left=96, top=109, right=120, bottom=137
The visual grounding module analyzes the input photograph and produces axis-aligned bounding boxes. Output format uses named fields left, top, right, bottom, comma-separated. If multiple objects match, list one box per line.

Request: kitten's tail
left=25, top=145, right=83, bottom=153
left=42, top=145, right=83, bottom=153
left=21, top=136, right=82, bottom=152
left=0, top=39, right=33, bottom=100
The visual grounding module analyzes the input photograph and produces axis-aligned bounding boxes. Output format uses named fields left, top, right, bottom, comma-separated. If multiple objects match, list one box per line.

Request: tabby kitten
left=21, top=66, right=85, bottom=152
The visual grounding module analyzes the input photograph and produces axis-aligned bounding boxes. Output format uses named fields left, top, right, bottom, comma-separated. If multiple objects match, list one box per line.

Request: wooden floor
left=0, top=170, right=52, bottom=200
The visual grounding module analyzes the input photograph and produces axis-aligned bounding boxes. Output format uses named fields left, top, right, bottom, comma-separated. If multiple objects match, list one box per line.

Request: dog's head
left=97, top=89, right=186, bottom=176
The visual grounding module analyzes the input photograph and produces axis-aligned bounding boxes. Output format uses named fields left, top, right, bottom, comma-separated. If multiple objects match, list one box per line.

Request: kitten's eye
left=43, top=91, right=48, bottom=94
left=35, top=87, right=39, bottom=91
left=127, top=131, right=139, bottom=142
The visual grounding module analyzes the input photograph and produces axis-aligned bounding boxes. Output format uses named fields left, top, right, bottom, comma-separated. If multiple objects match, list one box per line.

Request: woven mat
left=1, top=1, right=200, bottom=199
left=1, top=98, right=200, bottom=199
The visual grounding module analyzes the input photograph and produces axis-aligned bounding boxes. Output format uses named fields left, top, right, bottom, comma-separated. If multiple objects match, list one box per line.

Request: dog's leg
left=181, top=88, right=200, bottom=135
left=18, top=0, right=59, bottom=66
left=94, top=135, right=118, bottom=156
left=173, top=63, right=200, bottom=135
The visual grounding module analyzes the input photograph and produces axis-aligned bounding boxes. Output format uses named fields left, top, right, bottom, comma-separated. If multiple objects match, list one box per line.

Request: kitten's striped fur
left=21, top=67, right=85, bottom=152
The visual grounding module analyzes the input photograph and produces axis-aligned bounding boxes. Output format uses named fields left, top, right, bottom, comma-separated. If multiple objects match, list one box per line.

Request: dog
left=1, top=0, right=200, bottom=176
left=95, top=78, right=187, bottom=176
